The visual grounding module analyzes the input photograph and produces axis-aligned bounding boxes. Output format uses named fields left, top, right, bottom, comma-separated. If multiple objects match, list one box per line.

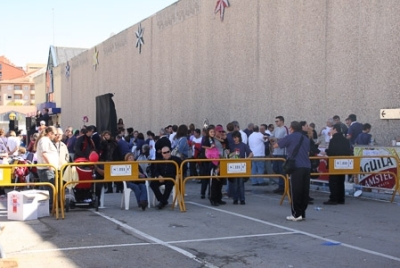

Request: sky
left=0, top=0, right=177, bottom=68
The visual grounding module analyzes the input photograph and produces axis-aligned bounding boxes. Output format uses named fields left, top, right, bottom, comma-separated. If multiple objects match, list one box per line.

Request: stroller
left=65, top=157, right=101, bottom=212
left=11, top=156, right=38, bottom=190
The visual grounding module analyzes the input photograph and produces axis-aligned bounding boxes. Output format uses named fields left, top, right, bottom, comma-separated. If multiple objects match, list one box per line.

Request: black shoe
left=210, top=200, right=219, bottom=206
left=157, top=202, right=167, bottom=210
left=201, top=195, right=205, bottom=199
left=140, top=201, right=148, bottom=211
left=233, top=200, right=238, bottom=205
left=323, top=200, right=338, bottom=205
left=273, top=188, right=284, bottom=194
left=217, top=200, right=226, bottom=205
left=240, top=200, right=246, bottom=205
left=308, top=200, right=314, bottom=205
left=338, top=201, right=345, bottom=205
left=308, top=197, right=314, bottom=202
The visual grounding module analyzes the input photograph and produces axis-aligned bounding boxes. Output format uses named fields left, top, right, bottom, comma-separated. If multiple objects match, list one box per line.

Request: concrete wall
left=59, top=0, right=400, bottom=144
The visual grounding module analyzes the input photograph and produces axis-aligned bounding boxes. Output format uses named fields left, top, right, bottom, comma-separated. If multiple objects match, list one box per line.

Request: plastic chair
left=120, top=181, right=133, bottom=210
left=147, top=182, right=176, bottom=207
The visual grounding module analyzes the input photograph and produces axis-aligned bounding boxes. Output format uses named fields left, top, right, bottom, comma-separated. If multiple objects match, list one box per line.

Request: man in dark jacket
left=150, top=146, right=182, bottom=209
left=324, top=123, right=352, bottom=205
left=74, top=126, right=95, bottom=160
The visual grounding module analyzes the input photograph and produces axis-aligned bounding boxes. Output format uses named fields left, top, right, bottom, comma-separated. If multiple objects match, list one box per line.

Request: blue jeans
left=231, top=178, right=245, bottom=201
left=127, top=182, right=148, bottom=204
left=251, top=158, right=265, bottom=184
left=273, top=155, right=286, bottom=189
left=38, top=169, right=55, bottom=205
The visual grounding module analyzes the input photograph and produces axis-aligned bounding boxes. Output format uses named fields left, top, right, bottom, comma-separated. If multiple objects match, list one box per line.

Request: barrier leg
left=99, top=187, right=105, bottom=208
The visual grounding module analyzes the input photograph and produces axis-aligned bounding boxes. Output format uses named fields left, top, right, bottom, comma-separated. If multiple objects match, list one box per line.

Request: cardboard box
left=7, top=190, right=49, bottom=221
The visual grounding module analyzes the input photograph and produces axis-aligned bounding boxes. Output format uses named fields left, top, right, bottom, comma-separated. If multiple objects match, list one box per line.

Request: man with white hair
left=319, top=118, right=334, bottom=146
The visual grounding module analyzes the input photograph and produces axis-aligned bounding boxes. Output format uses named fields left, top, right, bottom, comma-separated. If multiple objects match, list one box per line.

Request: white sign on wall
left=380, top=109, right=400, bottom=119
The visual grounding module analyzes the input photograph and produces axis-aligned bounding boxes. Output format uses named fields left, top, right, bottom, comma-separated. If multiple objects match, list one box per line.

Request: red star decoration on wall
left=215, top=0, right=229, bottom=21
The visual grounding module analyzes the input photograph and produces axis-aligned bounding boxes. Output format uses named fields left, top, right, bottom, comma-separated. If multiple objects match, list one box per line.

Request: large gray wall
left=60, top=0, right=400, bottom=144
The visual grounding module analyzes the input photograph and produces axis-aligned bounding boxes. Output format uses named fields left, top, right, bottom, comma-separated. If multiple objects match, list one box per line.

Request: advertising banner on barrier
left=353, top=147, right=400, bottom=189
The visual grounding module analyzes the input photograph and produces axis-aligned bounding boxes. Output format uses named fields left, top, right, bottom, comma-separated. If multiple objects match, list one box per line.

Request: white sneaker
left=286, top=215, right=303, bottom=222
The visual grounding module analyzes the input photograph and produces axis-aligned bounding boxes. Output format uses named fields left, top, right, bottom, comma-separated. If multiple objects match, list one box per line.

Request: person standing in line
left=272, top=121, right=310, bottom=222
left=35, top=126, right=59, bottom=208
left=202, top=125, right=224, bottom=206
left=229, top=131, right=253, bottom=204
left=54, top=128, right=69, bottom=170
left=271, top=116, right=289, bottom=194
left=333, top=115, right=348, bottom=136
left=318, top=118, right=334, bottom=147
left=248, top=125, right=266, bottom=186
left=346, top=114, right=363, bottom=147
left=323, top=124, right=352, bottom=205
left=354, top=123, right=372, bottom=146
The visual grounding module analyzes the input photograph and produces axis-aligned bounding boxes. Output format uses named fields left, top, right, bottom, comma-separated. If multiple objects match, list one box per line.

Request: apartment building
left=0, top=56, right=41, bottom=132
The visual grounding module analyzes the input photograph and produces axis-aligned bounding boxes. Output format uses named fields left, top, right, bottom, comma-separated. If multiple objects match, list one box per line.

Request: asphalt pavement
left=1, top=180, right=400, bottom=268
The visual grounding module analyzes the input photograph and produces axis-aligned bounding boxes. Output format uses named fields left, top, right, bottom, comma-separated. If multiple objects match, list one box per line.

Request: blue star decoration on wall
left=93, top=47, right=99, bottom=70
left=65, top=61, right=70, bottom=78
left=136, top=23, right=144, bottom=54
left=215, top=0, right=229, bottom=21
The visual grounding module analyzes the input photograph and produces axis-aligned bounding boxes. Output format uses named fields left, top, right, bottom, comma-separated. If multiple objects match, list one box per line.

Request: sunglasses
left=162, top=151, right=170, bottom=154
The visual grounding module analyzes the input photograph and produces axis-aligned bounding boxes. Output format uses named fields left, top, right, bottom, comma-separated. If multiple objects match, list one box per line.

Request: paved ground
left=1, top=180, right=400, bottom=268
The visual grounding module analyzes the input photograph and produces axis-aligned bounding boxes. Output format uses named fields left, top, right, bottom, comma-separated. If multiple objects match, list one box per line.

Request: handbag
left=171, top=138, right=183, bottom=158
left=282, top=135, right=304, bottom=175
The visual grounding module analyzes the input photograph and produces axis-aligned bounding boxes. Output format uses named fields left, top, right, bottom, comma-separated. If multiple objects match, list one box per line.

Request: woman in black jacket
left=324, top=124, right=352, bottom=205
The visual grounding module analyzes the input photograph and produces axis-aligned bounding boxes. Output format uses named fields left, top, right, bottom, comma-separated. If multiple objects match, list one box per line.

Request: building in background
left=0, top=56, right=43, bottom=133
left=33, top=46, right=87, bottom=127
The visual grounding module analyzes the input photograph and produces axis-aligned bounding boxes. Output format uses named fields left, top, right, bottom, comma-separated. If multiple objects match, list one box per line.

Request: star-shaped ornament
left=215, top=0, right=229, bottom=21
left=135, top=23, right=144, bottom=54
left=65, top=61, right=70, bottom=78
left=93, top=47, right=99, bottom=70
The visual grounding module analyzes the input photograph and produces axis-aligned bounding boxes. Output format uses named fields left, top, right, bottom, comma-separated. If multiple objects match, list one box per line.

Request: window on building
left=14, top=95, right=22, bottom=99
left=23, top=85, right=29, bottom=90
left=7, top=95, right=12, bottom=100
left=7, top=85, right=12, bottom=90
left=14, top=85, right=21, bottom=90
left=0, top=64, right=2, bottom=70
left=24, top=95, right=29, bottom=100
left=0, top=72, right=2, bottom=80
left=31, top=85, right=35, bottom=90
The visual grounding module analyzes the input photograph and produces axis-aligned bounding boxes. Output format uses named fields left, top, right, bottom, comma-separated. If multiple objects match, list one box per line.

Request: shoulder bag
left=282, top=135, right=304, bottom=175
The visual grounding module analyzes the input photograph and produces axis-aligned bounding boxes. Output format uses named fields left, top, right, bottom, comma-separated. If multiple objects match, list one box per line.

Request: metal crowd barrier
left=59, top=160, right=182, bottom=219
left=179, top=158, right=288, bottom=211
left=309, top=155, right=400, bottom=203
left=0, top=163, right=59, bottom=219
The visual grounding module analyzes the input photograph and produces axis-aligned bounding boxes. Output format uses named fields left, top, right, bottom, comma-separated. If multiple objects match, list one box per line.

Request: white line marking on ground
left=167, top=231, right=296, bottom=244
left=187, top=201, right=400, bottom=262
left=95, top=211, right=219, bottom=268
left=11, top=242, right=151, bottom=254
left=14, top=232, right=295, bottom=255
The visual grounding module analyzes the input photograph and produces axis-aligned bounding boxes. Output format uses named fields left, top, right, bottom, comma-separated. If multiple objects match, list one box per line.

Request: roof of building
left=47, top=46, right=87, bottom=69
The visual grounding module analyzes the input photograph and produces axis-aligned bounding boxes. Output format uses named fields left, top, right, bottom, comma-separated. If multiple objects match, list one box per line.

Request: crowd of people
left=1, top=111, right=372, bottom=220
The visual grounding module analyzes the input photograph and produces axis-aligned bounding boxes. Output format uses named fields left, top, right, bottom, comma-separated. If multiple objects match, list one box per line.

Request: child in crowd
left=355, top=123, right=372, bottom=145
